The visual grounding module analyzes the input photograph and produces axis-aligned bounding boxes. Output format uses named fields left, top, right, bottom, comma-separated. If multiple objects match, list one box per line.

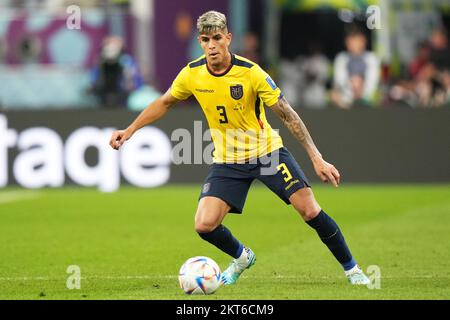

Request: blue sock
left=198, top=225, right=244, bottom=259
left=306, top=210, right=356, bottom=271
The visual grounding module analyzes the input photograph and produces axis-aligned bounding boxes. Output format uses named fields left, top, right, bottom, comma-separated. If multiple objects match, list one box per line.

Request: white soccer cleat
left=220, top=247, right=256, bottom=285
left=345, top=265, right=371, bottom=285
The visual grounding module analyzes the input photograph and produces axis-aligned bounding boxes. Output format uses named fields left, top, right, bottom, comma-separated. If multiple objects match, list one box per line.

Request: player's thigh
left=195, top=196, right=231, bottom=233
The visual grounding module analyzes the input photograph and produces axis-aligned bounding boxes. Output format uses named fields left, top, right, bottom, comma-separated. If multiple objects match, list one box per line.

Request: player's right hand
left=109, top=129, right=132, bottom=150
left=313, top=158, right=340, bottom=188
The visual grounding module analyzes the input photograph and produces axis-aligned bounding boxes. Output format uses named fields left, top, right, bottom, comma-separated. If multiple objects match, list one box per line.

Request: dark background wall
left=2, top=107, right=450, bottom=185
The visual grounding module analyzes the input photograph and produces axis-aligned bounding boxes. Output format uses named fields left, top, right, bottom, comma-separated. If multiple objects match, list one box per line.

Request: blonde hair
left=197, top=11, right=228, bottom=34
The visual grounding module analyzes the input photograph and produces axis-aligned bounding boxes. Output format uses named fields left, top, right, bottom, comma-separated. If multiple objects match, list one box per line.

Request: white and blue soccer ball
left=178, top=256, right=221, bottom=295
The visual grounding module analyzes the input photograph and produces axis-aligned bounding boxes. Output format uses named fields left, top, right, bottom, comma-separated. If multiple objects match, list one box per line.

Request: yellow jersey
left=170, top=53, right=284, bottom=163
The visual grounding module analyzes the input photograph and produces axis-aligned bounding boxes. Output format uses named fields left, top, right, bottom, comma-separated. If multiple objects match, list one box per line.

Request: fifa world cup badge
left=233, top=103, right=244, bottom=111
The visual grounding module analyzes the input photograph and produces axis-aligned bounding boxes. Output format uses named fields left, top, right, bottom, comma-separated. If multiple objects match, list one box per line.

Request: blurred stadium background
left=0, top=0, right=449, bottom=300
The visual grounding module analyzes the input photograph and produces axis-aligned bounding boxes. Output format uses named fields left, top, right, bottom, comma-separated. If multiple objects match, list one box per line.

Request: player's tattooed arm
left=270, top=97, right=341, bottom=187
left=270, top=97, right=321, bottom=160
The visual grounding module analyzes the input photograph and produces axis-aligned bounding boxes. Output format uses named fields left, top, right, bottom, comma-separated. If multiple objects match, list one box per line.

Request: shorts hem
left=198, top=193, right=243, bottom=214
left=283, top=179, right=312, bottom=204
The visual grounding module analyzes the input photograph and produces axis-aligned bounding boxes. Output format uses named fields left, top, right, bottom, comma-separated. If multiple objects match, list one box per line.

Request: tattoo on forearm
left=273, top=97, right=320, bottom=158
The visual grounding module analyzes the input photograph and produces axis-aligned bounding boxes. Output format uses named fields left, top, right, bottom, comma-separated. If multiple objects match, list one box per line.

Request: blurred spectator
left=90, top=36, right=144, bottom=108
left=240, top=32, right=260, bottom=64
left=390, top=27, right=450, bottom=108
left=297, top=43, right=330, bottom=108
left=408, top=42, right=430, bottom=79
left=427, top=28, right=450, bottom=106
left=429, top=28, right=450, bottom=72
left=330, top=26, right=380, bottom=109
left=279, top=58, right=302, bottom=107
left=279, top=43, right=329, bottom=109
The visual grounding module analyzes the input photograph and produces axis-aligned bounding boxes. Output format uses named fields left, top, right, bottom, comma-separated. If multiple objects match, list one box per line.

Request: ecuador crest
left=230, top=84, right=243, bottom=100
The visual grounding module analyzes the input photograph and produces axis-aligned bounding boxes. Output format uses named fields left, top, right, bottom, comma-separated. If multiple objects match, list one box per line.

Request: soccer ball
left=178, top=256, right=221, bottom=295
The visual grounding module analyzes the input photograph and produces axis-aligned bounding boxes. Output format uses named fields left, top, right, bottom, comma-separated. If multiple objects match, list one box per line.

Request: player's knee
left=301, top=207, right=321, bottom=221
left=194, top=205, right=224, bottom=234
left=195, top=220, right=218, bottom=234
left=290, top=188, right=321, bottom=221
left=295, top=203, right=321, bottom=221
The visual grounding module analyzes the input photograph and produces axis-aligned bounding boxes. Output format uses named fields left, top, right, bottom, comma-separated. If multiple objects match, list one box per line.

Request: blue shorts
left=199, top=147, right=311, bottom=213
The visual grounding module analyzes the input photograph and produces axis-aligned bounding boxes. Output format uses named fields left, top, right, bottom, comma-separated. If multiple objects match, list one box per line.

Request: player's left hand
left=312, top=158, right=340, bottom=187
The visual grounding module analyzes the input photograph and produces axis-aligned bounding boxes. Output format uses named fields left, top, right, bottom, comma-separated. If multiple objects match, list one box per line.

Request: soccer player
left=109, top=11, right=370, bottom=285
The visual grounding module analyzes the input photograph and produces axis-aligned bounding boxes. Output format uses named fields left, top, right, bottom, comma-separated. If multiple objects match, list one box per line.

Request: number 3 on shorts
left=277, top=163, right=293, bottom=182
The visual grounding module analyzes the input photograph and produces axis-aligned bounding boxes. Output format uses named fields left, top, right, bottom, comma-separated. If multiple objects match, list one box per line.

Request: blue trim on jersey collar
left=234, top=57, right=254, bottom=68
left=189, top=58, right=207, bottom=68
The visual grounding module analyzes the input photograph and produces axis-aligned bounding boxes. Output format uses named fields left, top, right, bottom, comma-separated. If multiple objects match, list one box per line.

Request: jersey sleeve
left=251, top=65, right=283, bottom=107
left=170, top=66, right=192, bottom=100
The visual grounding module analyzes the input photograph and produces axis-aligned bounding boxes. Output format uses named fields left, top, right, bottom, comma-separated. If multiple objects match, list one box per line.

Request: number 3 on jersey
left=277, top=163, right=293, bottom=182
left=216, top=106, right=228, bottom=124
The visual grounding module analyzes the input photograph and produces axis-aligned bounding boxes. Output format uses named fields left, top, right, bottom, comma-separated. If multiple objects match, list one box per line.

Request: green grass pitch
left=0, top=184, right=449, bottom=300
